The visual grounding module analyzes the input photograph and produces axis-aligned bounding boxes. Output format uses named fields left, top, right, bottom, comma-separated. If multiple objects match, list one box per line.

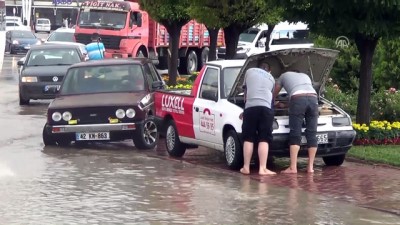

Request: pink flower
left=389, top=87, right=396, bottom=94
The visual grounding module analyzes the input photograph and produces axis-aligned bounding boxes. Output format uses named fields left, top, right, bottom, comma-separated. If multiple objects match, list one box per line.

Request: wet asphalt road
left=0, top=48, right=400, bottom=224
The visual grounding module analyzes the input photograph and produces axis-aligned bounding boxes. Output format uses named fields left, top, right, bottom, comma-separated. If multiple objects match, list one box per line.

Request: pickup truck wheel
left=42, top=124, right=56, bottom=146
left=224, top=130, right=243, bottom=170
left=322, top=154, right=346, bottom=166
left=133, top=117, right=159, bottom=150
left=165, top=120, right=186, bottom=157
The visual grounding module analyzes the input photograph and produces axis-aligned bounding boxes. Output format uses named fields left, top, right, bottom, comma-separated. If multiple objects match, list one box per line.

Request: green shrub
left=324, top=82, right=358, bottom=117
left=370, top=88, right=400, bottom=122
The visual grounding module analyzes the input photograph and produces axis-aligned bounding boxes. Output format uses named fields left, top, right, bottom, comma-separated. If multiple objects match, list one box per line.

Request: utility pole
left=0, top=0, right=5, bottom=71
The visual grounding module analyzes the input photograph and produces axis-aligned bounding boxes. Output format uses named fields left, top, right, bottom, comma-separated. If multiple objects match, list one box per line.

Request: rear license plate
left=301, top=133, right=328, bottom=144
left=44, top=85, right=60, bottom=92
left=76, top=132, right=110, bottom=141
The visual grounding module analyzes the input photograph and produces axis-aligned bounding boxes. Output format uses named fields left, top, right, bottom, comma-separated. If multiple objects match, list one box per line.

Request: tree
left=277, top=0, right=400, bottom=124
left=188, top=1, right=228, bottom=61
left=138, top=0, right=190, bottom=86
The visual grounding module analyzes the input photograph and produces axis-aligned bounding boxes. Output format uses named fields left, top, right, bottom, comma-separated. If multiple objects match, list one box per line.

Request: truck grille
left=39, top=76, right=64, bottom=82
left=75, top=34, right=122, bottom=50
left=71, top=107, right=117, bottom=124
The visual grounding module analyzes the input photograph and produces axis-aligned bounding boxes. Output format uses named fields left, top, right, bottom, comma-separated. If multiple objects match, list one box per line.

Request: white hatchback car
left=35, top=18, right=51, bottom=33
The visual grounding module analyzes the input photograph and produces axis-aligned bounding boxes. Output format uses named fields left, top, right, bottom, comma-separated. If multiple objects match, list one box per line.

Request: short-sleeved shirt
left=276, top=71, right=316, bottom=98
left=243, top=68, right=275, bottom=109
left=85, top=42, right=105, bottom=60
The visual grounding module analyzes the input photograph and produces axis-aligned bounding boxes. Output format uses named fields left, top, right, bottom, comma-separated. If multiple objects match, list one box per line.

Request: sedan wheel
left=224, top=130, right=243, bottom=170
left=133, top=116, right=159, bottom=150
left=19, top=92, right=30, bottom=105
left=42, top=124, right=56, bottom=146
left=323, top=154, right=346, bottom=166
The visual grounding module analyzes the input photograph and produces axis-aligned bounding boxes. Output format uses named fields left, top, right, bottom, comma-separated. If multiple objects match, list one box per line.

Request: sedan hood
left=49, top=92, right=148, bottom=109
left=22, top=65, right=71, bottom=76
left=229, top=48, right=339, bottom=97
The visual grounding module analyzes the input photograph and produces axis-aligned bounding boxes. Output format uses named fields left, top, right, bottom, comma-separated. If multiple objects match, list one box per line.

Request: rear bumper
left=238, top=130, right=356, bottom=157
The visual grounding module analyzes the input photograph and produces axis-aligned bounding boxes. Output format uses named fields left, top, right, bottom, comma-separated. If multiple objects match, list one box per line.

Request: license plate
left=76, top=132, right=110, bottom=141
left=301, top=133, right=328, bottom=144
left=44, top=85, right=61, bottom=92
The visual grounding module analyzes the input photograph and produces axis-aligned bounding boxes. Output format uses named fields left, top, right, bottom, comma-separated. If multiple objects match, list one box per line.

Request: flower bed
left=353, top=121, right=400, bottom=145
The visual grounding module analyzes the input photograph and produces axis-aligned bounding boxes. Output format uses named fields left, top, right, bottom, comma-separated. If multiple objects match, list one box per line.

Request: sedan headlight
left=21, top=76, right=38, bottom=82
left=62, top=111, right=72, bottom=121
left=52, top=112, right=62, bottom=122
left=126, top=108, right=136, bottom=118
left=332, top=116, right=351, bottom=126
left=12, top=40, right=19, bottom=45
left=115, top=109, right=125, bottom=119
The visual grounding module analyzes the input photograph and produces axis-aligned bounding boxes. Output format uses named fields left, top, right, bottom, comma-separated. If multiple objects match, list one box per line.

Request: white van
left=35, top=18, right=51, bottom=33
left=234, top=21, right=313, bottom=57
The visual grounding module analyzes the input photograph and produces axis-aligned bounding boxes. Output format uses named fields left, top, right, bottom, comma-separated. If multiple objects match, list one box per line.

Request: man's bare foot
left=281, top=167, right=297, bottom=174
left=240, top=168, right=250, bottom=175
left=307, top=167, right=314, bottom=173
left=259, top=168, right=276, bottom=175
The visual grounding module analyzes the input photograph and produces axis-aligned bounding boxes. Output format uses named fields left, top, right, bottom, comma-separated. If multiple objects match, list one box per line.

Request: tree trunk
left=223, top=24, right=245, bottom=59
left=354, top=34, right=379, bottom=125
left=206, top=26, right=219, bottom=61
left=164, top=23, right=183, bottom=86
left=265, top=25, right=275, bottom=52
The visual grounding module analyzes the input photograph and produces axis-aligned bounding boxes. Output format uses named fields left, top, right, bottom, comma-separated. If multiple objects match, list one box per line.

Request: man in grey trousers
left=273, top=70, right=319, bottom=173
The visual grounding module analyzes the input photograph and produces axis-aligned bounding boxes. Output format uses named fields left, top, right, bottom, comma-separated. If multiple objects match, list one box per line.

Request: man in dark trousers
left=240, top=61, right=276, bottom=175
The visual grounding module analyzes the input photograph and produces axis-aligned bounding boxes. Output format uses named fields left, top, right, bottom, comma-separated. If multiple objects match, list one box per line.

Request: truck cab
left=74, top=0, right=149, bottom=59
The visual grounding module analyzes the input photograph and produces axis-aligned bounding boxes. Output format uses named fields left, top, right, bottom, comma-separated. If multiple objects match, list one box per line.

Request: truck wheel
left=165, top=120, right=186, bottom=157
left=322, top=154, right=346, bottom=166
left=133, top=116, right=159, bottom=150
left=198, top=47, right=209, bottom=70
left=179, top=51, right=198, bottom=75
left=42, top=124, right=56, bottom=146
left=136, top=50, right=145, bottom=58
left=224, top=130, right=243, bottom=170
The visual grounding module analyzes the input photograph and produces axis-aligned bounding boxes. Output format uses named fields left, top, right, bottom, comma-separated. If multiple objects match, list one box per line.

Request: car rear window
left=37, top=20, right=50, bottom=24
left=47, top=32, right=75, bottom=42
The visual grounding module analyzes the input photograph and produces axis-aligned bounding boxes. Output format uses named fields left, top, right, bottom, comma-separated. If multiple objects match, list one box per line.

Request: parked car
left=35, top=18, right=51, bottom=33
left=18, top=44, right=85, bottom=105
left=5, top=30, right=41, bottom=54
left=46, top=27, right=76, bottom=43
left=5, top=16, right=22, bottom=24
left=5, top=21, right=30, bottom=31
left=154, top=48, right=357, bottom=170
left=42, top=58, right=166, bottom=149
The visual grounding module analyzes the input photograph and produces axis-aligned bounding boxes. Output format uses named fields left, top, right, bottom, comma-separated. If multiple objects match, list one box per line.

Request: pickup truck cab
left=155, top=48, right=356, bottom=170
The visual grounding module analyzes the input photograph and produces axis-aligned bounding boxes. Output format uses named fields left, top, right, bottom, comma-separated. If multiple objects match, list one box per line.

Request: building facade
left=5, top=0, right=80, bottom=30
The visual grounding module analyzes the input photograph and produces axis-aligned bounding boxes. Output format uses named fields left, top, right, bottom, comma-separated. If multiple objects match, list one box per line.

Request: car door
left=193, top=66, right=224, bottom=145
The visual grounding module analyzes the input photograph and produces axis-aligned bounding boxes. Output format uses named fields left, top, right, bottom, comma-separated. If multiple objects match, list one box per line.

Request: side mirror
left=17, top=60, right=24, bottom=66
left=257, top=40, right=265, bottom=48
left=152, top=80, right=164, bottom=89
left=202, top=90, right=218, bottom=102
left=137, top=13, right=142, bottom=27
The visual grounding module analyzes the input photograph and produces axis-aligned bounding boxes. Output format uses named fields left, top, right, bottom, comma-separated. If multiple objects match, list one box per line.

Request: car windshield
left=78, top=9, right=127, bottom=29
left=222, top=67, right=241, bottom=98
left=60, top=64, right=145, bottom=95
left=271, top=29, right=313, bottom=45
left=47, top=32, right=75, bottom=42
left=11, top=31, right=35, bottom=38
left=27, top=48, right=81, bottom=66
left=239, top=29, right=259, bottom=43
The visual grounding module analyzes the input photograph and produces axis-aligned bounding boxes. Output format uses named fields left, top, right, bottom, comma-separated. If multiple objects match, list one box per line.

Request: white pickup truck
left=155, top=48, right=356, bottom=170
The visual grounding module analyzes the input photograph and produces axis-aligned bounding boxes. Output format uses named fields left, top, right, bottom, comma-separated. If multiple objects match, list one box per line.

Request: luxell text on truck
left=74, top=0, right=225, bottom=74
left=154, top=48, right=356, bottom=170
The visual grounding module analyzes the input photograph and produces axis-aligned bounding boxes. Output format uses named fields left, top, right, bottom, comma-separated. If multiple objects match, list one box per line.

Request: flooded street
left=0, top=53, right=399, bottom=224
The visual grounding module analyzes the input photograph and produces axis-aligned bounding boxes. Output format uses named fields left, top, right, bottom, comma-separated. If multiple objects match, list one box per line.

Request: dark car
left=42, top=58, right=166, bottom=150
left=5, top=30, right=41, bottom=54
left=18, top=44, right=85, bottom=105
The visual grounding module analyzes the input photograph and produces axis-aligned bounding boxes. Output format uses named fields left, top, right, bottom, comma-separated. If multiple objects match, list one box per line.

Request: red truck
left=74, top=0, right=225, bottom=74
